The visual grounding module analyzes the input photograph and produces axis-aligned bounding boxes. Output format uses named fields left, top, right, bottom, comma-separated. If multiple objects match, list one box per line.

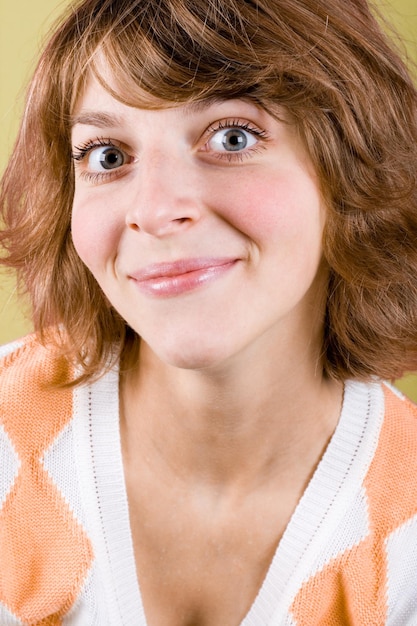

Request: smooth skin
left=71, top=75, right=343, bottom=626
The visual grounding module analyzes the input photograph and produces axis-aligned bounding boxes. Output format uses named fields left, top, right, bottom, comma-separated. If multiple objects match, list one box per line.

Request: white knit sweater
left=1, top=335, right=417, bottom=625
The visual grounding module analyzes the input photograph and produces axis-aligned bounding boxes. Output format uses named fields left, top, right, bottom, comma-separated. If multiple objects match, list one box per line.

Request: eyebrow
left=70, top=111, right=123, bottom=129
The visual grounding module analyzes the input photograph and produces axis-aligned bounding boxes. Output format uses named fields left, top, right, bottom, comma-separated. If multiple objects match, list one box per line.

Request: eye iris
left=99, top=147, right=124, bottom=170
left=222, top=129, right=247, bottom=152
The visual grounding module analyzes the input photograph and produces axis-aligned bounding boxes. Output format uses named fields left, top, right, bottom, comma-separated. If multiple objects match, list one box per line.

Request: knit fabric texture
left=1, top=335, right=417, bottom=625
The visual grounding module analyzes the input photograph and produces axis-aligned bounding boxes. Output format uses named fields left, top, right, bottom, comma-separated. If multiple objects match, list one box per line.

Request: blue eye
left=72, top=138, right=135, bottom=184
left=209, top=127, right=258, bottom=153
left=88, top=145, right=126, bottom=171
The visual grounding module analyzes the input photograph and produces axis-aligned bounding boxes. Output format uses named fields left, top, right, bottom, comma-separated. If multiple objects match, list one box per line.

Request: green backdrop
left=1, top=0, right=417, bottom=398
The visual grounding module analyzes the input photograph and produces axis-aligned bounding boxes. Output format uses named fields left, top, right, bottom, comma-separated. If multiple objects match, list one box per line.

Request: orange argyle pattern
left=0, top=339, right=94, bottom=625
left=290, top=386, right=417, bottom=625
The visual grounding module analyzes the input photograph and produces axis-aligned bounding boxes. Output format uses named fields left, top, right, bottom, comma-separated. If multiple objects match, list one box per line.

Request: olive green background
left=1, top=0, right=417, bottom=398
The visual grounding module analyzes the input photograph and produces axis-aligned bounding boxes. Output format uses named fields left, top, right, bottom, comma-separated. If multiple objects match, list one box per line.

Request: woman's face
left=71, top=77, right=327, bottom=371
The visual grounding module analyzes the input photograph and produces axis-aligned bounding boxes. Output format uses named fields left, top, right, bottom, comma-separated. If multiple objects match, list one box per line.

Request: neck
left=120, top=335, right=343, bottom=493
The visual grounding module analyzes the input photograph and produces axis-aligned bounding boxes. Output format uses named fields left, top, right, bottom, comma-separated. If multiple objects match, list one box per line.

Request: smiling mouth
left=129, top=257, right=238, bottom=297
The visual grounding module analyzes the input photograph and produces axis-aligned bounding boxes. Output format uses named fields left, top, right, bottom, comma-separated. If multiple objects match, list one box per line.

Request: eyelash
left=71, top=120, right=270, bottom=184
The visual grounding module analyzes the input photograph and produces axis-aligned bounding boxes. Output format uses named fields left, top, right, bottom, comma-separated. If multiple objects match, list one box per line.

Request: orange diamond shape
left=0, top=341, right=94, bottom=623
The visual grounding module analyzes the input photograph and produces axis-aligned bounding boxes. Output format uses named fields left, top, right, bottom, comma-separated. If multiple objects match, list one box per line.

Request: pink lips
left=129, top=257, right=238, bottom=297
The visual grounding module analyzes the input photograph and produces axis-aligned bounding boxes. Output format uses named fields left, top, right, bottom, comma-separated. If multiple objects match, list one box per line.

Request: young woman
left=1, top=0, right=417, bottom=624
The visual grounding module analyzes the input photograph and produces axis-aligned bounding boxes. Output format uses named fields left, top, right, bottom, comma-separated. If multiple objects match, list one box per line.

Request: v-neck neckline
left=75, top=371, right=384, bottom=625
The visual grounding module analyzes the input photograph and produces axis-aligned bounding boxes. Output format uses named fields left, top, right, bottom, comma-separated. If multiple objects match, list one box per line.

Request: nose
left=125, top=151, right=202, bottom=237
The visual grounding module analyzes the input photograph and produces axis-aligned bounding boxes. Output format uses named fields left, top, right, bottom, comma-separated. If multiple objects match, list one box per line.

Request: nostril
left=128, top=222, right=140, bottom=232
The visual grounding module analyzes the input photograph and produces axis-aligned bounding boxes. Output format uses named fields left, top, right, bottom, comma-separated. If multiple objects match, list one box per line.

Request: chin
left=164, top=353, right=226, bottom=372
left=155, top=341, right=235, bottom=372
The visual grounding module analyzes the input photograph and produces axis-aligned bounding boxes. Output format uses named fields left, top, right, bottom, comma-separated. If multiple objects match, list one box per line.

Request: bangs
left=72, top=0, right=288, bottom=111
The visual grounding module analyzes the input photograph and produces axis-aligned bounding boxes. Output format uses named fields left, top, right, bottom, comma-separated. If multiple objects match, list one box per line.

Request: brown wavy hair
left=1, top=0, right=417, bottom=383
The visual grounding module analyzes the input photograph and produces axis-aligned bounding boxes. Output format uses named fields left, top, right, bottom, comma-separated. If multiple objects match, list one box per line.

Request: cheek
left=71, top=194, right=122, bottom=274
left=213, top=168, right=324, bottom=245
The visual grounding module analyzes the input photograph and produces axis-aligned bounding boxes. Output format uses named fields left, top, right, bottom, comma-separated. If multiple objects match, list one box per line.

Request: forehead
left=71, top=55, right=232, bottom=116
left=70, top=74, right=284, bottom=132
left=72, top=76, right=217, bottom=117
